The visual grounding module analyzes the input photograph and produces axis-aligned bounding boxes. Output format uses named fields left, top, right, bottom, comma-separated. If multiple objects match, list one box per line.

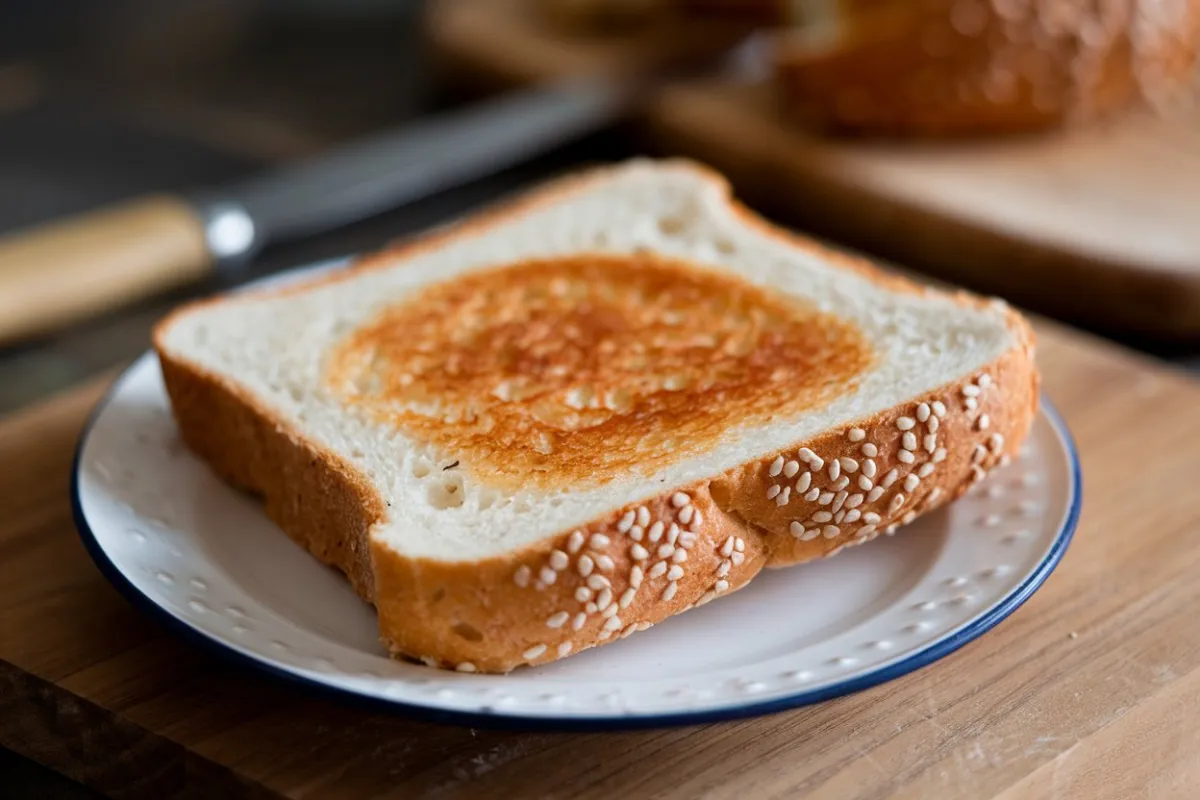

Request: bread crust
left=154, top=159, right=1038, bottom=673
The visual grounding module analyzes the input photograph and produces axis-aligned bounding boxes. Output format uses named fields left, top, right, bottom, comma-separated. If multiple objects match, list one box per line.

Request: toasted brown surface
left=325, top=252, right=873, bottom=491
left=155, top=159, right=1038, bottom=673
left=774, top=0, right=1200, bottom=137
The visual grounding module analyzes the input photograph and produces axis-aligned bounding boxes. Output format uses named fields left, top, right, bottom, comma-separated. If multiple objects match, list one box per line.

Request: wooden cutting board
left=5, top=319, right=1200, bottom=799
left=428, top=0, right=1200, bottom=339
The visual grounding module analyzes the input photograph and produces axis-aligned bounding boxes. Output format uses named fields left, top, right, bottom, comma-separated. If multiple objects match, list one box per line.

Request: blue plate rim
left=71, top=354, right=1082, bottom=732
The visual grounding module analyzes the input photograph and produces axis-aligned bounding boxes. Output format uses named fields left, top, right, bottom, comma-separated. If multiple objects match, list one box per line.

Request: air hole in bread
left=427, top=478, right=465, bottom=510
left=715, top=238, right=737, bottom=255
left=412, top=461, right=431, bottom=479
left=452, top=622, right=483, bottom=642
left=657, top=215, right=687, bottom=236
left=288, top=386, right=303, bottom=403
left=351, top=448, right=365, bottom=460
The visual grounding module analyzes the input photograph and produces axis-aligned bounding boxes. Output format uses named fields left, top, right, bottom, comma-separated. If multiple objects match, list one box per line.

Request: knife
left=0, top=76, right=640, bottom=344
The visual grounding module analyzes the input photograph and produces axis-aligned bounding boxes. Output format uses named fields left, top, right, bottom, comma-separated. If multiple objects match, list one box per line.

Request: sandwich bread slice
left=154, top=159, right=1038, bottom=674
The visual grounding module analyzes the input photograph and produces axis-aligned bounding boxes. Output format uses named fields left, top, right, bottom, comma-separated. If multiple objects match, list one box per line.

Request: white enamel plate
left=74, top=353, right=1080, bottom=730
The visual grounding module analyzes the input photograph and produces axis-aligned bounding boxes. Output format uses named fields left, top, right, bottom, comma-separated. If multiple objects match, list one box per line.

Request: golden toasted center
left=326, top=254, right=873, bottom=489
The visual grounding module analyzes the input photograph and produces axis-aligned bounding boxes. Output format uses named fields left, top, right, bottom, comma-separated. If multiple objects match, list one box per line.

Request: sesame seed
left=902, top=432, right=917, bottom=451
left=795, top=472, right=812, bottom=493
left=823, top=525, right=841, bottom=539
left=636, top=506, right=650, bottom=527
left=885, top=524, right=898, bottom=535
left=901, top=511, right=916, bottom=525
left=932, top=400, right=947, bottom=417
left=966, top=397, right=978, bottom=411
left=595, top=554, right=615, bottom=572
left=978, top=414, right=991, bottom=431
left=767, top=485, right=781, bottom=499
left=858, top=475, right=873, bottom=491
left=657, top=543, right=675, bottom=559
left=631, top=543, right=649, bottom=561
left=671, top=492, right=690, bottom=508
left=629, top=525, right=644, bottom=541
left=575, top=586, right=593, bottom=602
left=572, top=612, right=587, bottom=630
left=619, top=588, right=637, bottom=609
left=862, top=459, right=877, bottom=478
left=456, top=662, right=477, bottom=673
left=999, top=455, right=1012, bottom=467
left=567, top=531, right=585, bottom=554
left=547, top=612, right=569, bottom=628
left=601, top=603, right=619, bottom=619
left=649, top=561, right=668, bottom=579
left=523, top=644, right=547, bottom=660
left=813, top=510, right=833, bottom=523
left=927, top=416, right=940, bottom=433
left=802, top=528, right=820, bottom=541
left=890, top=494, right=907, bottom=513
left=834, top=510, right=846, bottom=524
left=904, top=474, right=920, bottom=492
left=839, top=457, right=860, bottom=473
left=596, top=588, right=613, bottom=611
left=819, top=491, right=834, bottom=505
left=861, top=443, right=878, bottom=457
left=590, top=534, right=610, bottom=550
left=667, top=565, right=684, bottom=581
left=628, top=567, right=645, bottom=591
left=598, top=628, right=612, bottom=640
left=898, top=450, right=915, bottom=464
left=789, top=521, right=804, bottom=538
left=917, top=403, right=931, bottom=422
left=549, top=550, right=569, bottom=571
left=849, top=428, right=866, bottom=441
left=972, top=444, right=987, bottom=464
left=730, top=551, right=745, bottom=565
left=828, top=460, right=841, bottom=481
left=845, top=493, right=864, bottom=509
left=734, top=538, right=745, bottom=552
left=768, top=456, right=784, bottom=477
left=978, top=373, right=992, bottom=388
left=857, top=524, right=876, bottom=537
left=603, top=615, right=623, bottom=632
left=514, top=566, right=531, bottom=587
left=798, top=447, right=817, bottom=462
left=924, top=434, right=937, bottom=453
left=557, top=642, right=573, bottom=657
left=648, top=521, right=665, bottom=542
left=577, top=555, right=595, bottom=577
left=808, top=456, right=825, bottom=471
left=918, top=462, right=935, bottom=478
left=933, top=448, right=947, bottom=463
left=672, top=548, right=688, bottom=563
left=663, top=582, right=679, bottom=602
left=618, top=511, right=635, bottom=532
left=989, top=433, right=1005, bottom=452
left=678, top=505, right=695, bottom=524
left=667, top=523, right=680, bottom=545
left=783, top=460, right=800, bottom=478
left=540, top=567, right=557, bottom=585
left=715, top=579, right=730, bottom=593
left=775, top=488, right=791, bottom=506
left=962, top=384, right=980, bottom=397
left=897, top=417, right=915, bottom=430
left=928, top=487, right=943, bottom=503
left=867, top=486, right=885, bottom=502
left=804, top=487, right=821, bottom=502
left=864, top=512, right=881, bottom=524
left=721, top=536, right=735, bottom=557
left=832, top=476, right=850, bottom=491
left=881, top=469, right=899, bottom=488
left=587, top=574, right=610, bottom=591
left=844, top=509, right=862, bottom=523
left=679, top=532, right=697, bottom=548
left=717, top=560, right=732, bottom=577
left=832, top=491, right=849, bottom=513
left=972, top=465, right=986, bottom=481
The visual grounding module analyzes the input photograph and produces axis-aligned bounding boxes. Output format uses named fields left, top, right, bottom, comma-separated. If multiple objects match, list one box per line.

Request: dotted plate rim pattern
left=73, top=350, right=1080, bottom=733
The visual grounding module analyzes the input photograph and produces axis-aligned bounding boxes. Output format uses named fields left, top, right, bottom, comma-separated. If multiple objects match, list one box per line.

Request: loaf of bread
left=154, top=160, right=1038, bottom=673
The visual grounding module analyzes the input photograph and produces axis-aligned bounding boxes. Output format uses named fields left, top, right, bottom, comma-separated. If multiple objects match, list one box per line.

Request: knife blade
left=0, top=75, right=637, bottom=345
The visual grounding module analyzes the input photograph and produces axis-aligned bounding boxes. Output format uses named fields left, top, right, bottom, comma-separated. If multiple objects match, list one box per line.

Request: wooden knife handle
left=0, top=195, right=212, bottom=344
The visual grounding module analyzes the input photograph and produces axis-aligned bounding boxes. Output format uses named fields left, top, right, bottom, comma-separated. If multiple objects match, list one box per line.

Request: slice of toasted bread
left=154, top=159, right=1038, bottom=673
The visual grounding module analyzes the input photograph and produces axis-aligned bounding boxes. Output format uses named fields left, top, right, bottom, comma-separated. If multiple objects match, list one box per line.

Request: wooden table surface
left=3, top=316, right=1200, bottom=799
